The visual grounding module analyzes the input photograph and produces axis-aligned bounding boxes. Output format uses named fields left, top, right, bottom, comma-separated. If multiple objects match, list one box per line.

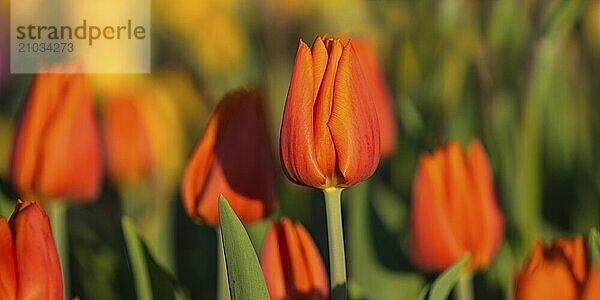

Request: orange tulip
left=280, top=36, right=380, bottom=189
left=409, top=139, right=503, bottom=272
left=182, top=89, right=275, bottom=225
left=261, top=218, right=329, bottom=300
left=10, top=66, right=103, bottom=201
left=0, top=200, right=63, bottom=300
left=515, top=237, right=600, bottom=300
left=102, top=91, right=153, bottom=185
left=352, top=38, right=397, bottom=156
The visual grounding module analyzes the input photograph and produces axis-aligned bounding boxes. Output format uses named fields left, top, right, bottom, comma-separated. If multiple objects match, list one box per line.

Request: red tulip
left=0, top=200, right=63, bottom=300
left=409, top=139, right=503, bottom=272
left=261, top=218, right=329, bottom=300
left=280, top=36, right=380, bottom=189
left=10, top=66, right=103, bottom=201
left=182, top=89, right=275, bottom=225
left=102, top=92, right=153, bottom=184
left=352, top=38, right=397, bottom=156
left=515, top=237, right=600, bottom=300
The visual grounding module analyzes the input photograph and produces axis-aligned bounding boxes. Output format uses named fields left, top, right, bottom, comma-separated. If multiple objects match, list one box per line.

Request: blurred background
left=0, top=0, right=599, bottom=299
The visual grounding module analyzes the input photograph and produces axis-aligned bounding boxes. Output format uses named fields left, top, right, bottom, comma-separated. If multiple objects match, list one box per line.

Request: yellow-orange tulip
left=515, top=237, right=600, bottom=300
left=352, top=38, right=397, bottom=156
left=0, top=200, right=63, bottom=300
left=182, top=89, right=275, bottom=225
left=10, top=66, right=103, bottom=201
left=280, top=36, right=380, bottom=189
left=261, top=218, right=329, bottom=300
left=409, top=139, right=503, bottom=272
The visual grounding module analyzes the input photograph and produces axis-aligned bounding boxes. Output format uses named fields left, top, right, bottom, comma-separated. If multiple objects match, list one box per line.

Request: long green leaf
left=122, top=216, right=154, bottom=300
left=428, top=254, right=469, bottom=300
left=218, top=195, right=269, bottom=300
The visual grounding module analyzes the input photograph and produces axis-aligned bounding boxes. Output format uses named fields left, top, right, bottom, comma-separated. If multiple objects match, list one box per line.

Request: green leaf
left=590, top=229, right=600, bottom=263
left=428, top=254, right=469, bottom=300
left=122, top=216, right=154, bottom=300
left=218, top=195, right=269, bottom=300
left=416, top=284, right=430, bottom=300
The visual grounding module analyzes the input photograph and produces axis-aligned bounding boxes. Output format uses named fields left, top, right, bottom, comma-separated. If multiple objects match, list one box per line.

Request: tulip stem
left=49, top=201, right=70, bottom=299
left=217, top=227, right=231, bottom=300
left=455, top=273, right=474, bottom=300
left=324, top=188, right=347, bottom=300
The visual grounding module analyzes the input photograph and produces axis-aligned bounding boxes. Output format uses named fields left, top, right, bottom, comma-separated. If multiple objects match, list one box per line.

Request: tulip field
left=1, top=1, right=600, bottom=300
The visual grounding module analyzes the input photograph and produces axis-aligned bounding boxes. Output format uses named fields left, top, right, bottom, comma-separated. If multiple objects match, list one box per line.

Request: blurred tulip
left=583, top=264, right=600, bottom=300
left=0, top=200, right=63, bottom=300
left=102, top=93, right=153, bottom=185
left=182, top=89, right=275, bottom=225
left=352, top=38, right=397, bottom=156
left=515, top=237, right=600, bottom=300
left=280, top=36, right=380, bottom=189
left=409, top=139, right=503, bottom=272
left=261, top=218, right=328, bottom=300
left=10, top=67, right=103, bottom=201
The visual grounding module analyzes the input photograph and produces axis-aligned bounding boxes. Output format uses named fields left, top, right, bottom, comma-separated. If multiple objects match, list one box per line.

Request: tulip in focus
left=0, top=200, right=63, bottom=300
left=409, top=139, right=503, bottom=272
left=261, top=218, right=329, bottom=300
left=182, top=89, right=275, bottom=225
left=280, top=36, right=380, bottom=190
left=10, top=66, right=103, bottom=201
left=352, top=38, right=397, bottom=156
left=515, top=237, right=600, bottom=300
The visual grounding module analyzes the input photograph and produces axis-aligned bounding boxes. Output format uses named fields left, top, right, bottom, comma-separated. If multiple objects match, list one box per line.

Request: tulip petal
left=582, top=264, right=600, bottom=300
left=12, top=201, right=62, bottom=300
left=329, top=42, right=380, bottom=186
left=467, top=140, right=504, bottom=268
left=0, top=217, right=16, bottom=300
left=410, top=153, right=464, bottom=271
left=515, top=240, right=579, bottom=300
left=552, top=237, right=588, bottom=286
left=352, top=38, right=397, bottom=156
left=38, top=74, right=102, bottom=199
left=183, top=90, right=275, bottom=225
left=103, top=94, right=153, bottom=183
left=295, top=222, right=329, bottom=299
left=261, top=222, right=287, bottom=300
left=280, top=40, right=327, bottom=187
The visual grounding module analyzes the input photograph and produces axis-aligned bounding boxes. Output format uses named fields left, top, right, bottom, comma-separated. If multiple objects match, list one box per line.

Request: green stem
left=455, top=274, right=474, bottom=300
left=217, top=227, right=231, bottom=300
left=122, top=216, right=154, bottom=300
left=49, top=201, right=70, bottom=299
left=323, top=188, right=347, bottom=300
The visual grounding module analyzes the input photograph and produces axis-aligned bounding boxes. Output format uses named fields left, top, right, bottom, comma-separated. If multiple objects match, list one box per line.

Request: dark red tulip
left=182, top=89, right=275, bottom=225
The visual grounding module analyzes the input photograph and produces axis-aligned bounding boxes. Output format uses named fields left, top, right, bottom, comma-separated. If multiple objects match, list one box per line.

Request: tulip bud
left=102, top=92, right=153, bottom=185
left=352, top=38, right=397, bottom=156
left=10, top=66, right=103, bottom=201
left=409, top=139, right=503, bottom=272
left=515, top=237, right=600, bottom=300
left=182, top=89, right=275, bottom=225
left=261, top=218, right=328, bottom=300
left=0, top=200, right=63, bottom=300
left=280, top=36, right=380, bottom=189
